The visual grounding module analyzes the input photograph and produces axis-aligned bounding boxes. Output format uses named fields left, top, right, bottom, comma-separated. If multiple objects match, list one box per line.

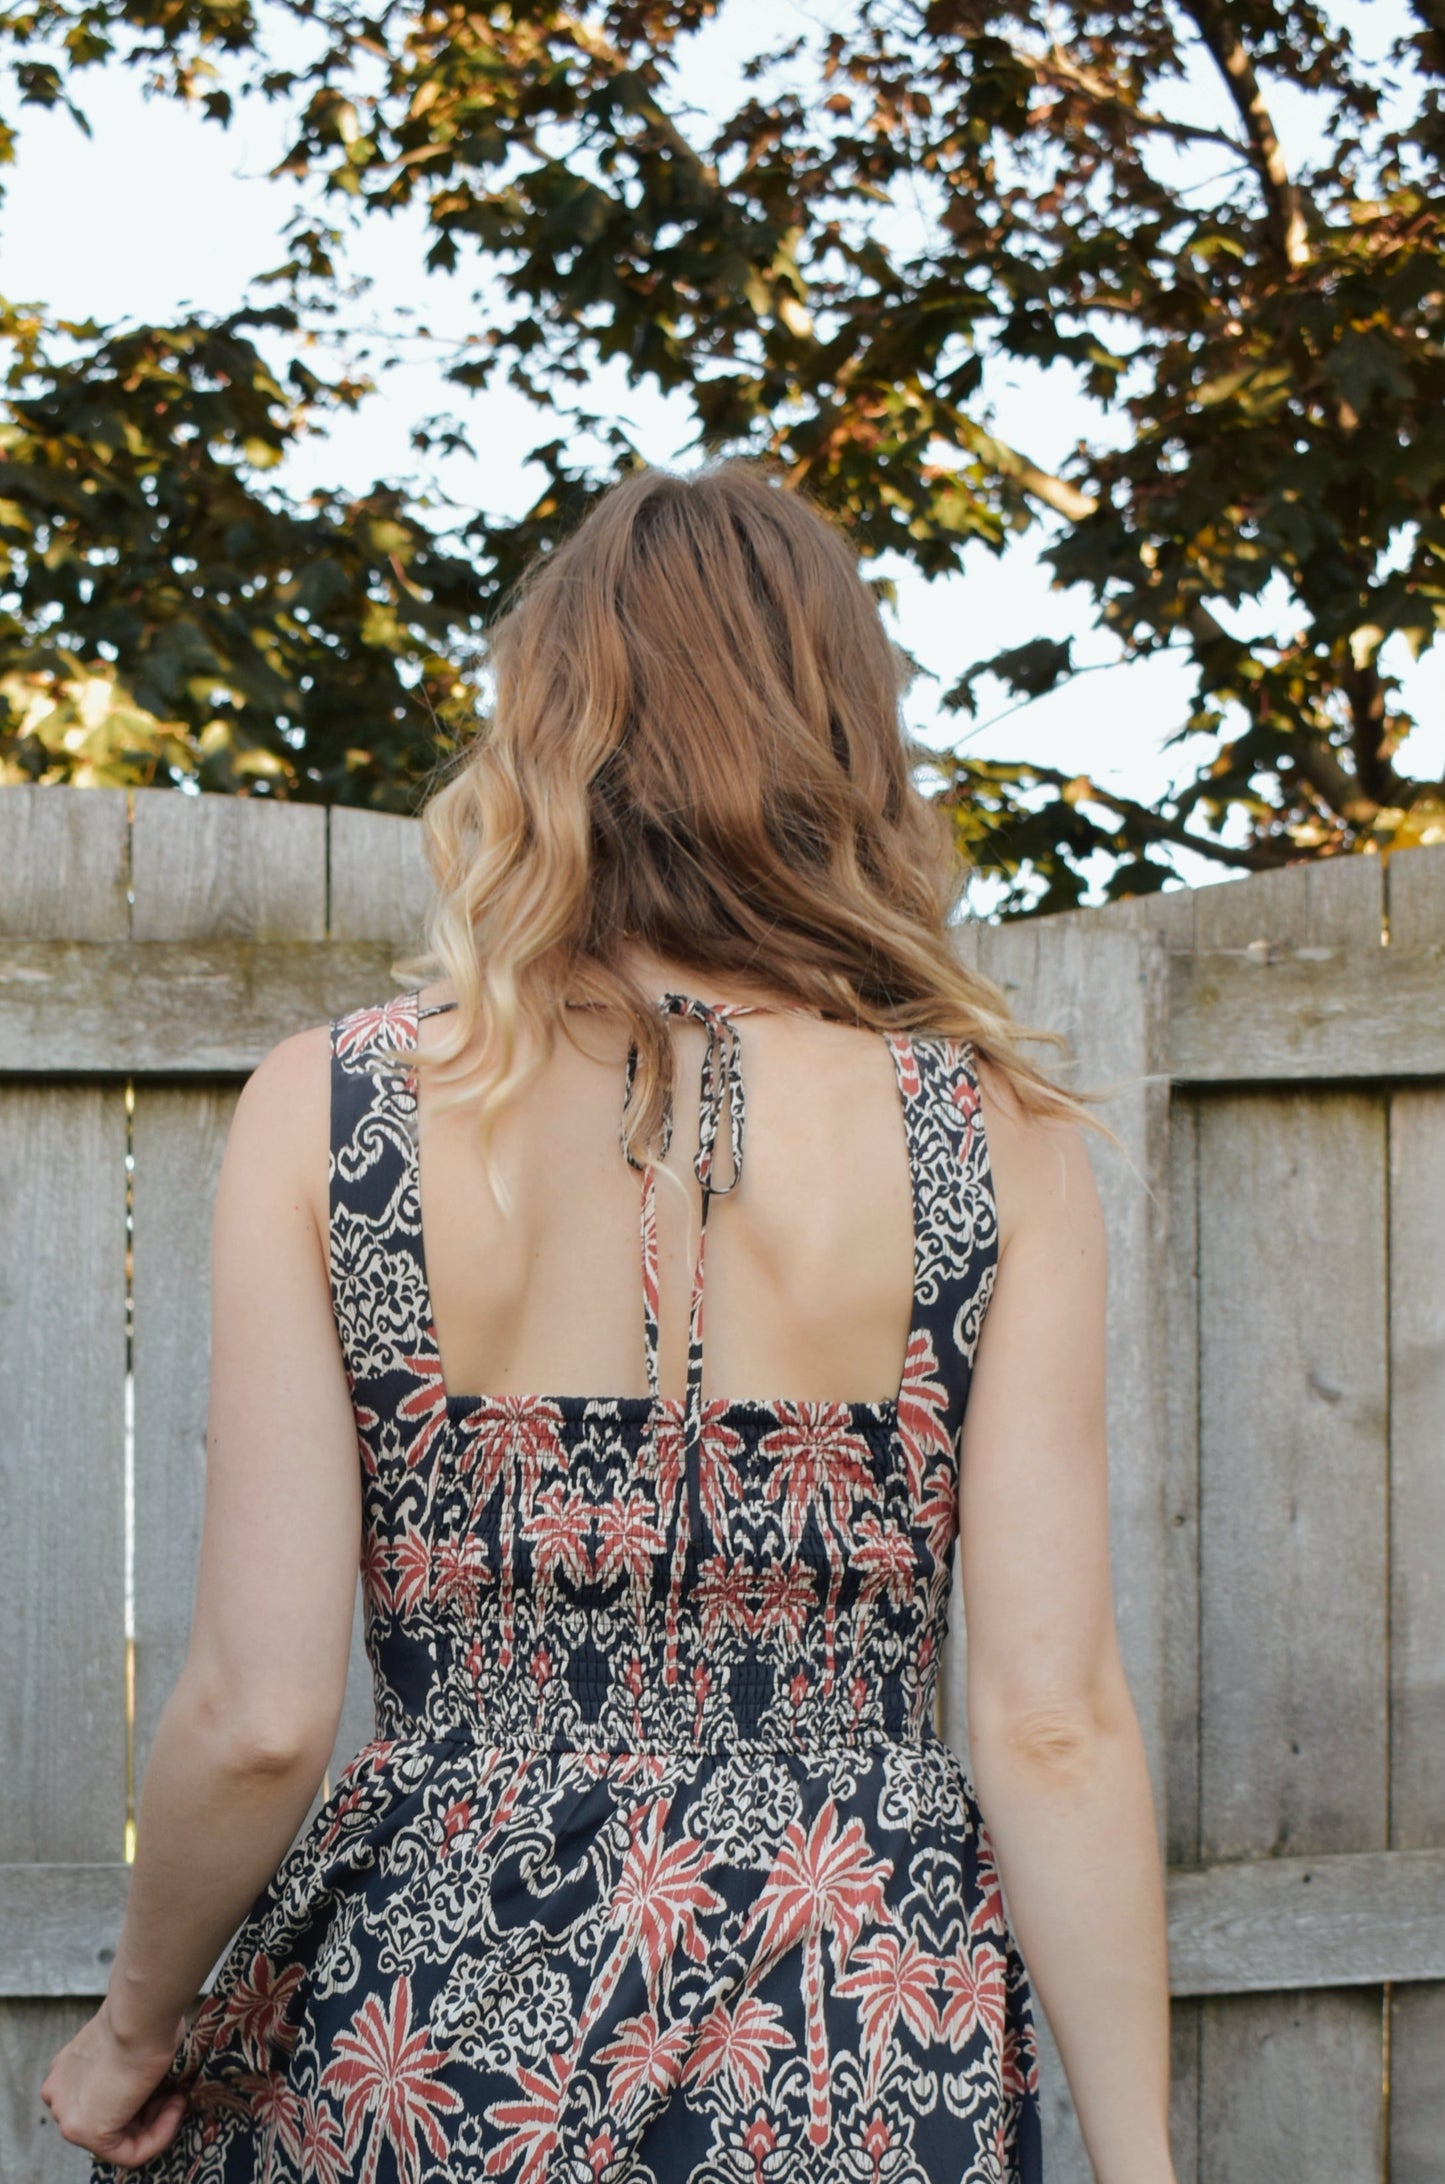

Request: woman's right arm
left=957, top=1065, right=1176, bottom=2184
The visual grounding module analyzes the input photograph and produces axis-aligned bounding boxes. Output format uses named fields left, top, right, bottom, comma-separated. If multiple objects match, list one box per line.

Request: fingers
left=112, top=2088, right=188, bottom=2166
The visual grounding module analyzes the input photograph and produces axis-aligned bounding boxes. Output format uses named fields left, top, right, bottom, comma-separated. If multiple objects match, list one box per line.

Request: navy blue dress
left=96, top=987, right=1042, bottom=2183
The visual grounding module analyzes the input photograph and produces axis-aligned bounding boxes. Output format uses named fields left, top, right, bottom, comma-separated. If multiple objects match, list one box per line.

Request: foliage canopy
left=2, top=0, right=1443, bottom=908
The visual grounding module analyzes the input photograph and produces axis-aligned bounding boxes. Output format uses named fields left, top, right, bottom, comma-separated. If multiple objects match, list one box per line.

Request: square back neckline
left=401, top=987, right=930, bottom=1424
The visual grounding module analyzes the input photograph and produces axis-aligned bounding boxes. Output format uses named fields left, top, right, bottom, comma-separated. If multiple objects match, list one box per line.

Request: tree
left=2, top=0, right=1442, bottom=909
left=0, top=298, right=489, bottom=800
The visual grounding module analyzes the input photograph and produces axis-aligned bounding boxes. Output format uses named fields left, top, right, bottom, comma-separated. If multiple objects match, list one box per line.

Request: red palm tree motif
left=850, top=1512, right=919, bottom=1658
left=432, top=1528, right=492, bottom=1621
left=936, top=1939, right=1008, bottom=2054
left=741, top=1798, right=891, bottom=2147
left=696, top=1555, right=814, bottom=1653
left=759, top=1406, right=878, bottom=1691
left=684, top=1994, right=792, bottom=2098
left=1001, top=2014, right=1040, bottom=2101
left=914, top=1453, right=957, bottom=1563
left=655, top=1406, right=745, bottom=1687
left=575, top=1796, right=726, bottom=2042
left=450, top=1399, right=568, bottom=1669
left=295, top=2092, right=348, bottom=2184
left=456, top=1397, right=565, bottom=1504
left=694, top=1557, right=758, bottom=1652
left=899, top=1319, right=956, bottom=1546
left=248, top=2069, right=306, bottom=2169
left=835, top=1930, right=939, bottom=2095
left=319, top=1972, right=463, bottom=2184
left=210, top=1950, right=305, bottom=2069
left=352, top=1399, right=381, bottom=1480
left=396, top=1351, right=452, bottom=1473
left=895, top=1329, right=950, bottom=1508
left=594, top=1494, right=667, bottom=1629
left=525, top=1481, right=593, bottom=1594
left=889, top=1033, right=921, bottom=1102
left=759, top=1406, right=878, bottom=1541
left=188, top=2069, right=260, bottom=2124
left=336, top=995, right=416, bottom=1061
left=483, top=2049, right=573, bottom=2184
left=389, top=1517, right=432, bottom=1618
left=751, top=1561, right=816, bottom=1648
left=594, top=2009, right=691, bottom=2109
left=359, top=1529, right=393, bottom=1618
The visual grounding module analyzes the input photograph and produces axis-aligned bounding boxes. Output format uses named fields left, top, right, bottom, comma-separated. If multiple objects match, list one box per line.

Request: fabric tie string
left=623, top=993, right=749, bottom=1553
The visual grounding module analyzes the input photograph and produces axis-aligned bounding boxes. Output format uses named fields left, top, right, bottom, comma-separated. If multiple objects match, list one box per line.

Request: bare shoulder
left=972, top=1051, right=1104, bottom=1261
left=219, top=1019, right=334, bottom=1242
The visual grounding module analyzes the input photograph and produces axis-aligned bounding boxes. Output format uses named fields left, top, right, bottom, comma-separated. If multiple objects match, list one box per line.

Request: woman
left=44, top=461, right=1175, bottom=2182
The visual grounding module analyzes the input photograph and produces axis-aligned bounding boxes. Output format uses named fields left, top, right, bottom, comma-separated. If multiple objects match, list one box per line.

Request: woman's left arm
left=42, top=1024, right=362, bottom=2166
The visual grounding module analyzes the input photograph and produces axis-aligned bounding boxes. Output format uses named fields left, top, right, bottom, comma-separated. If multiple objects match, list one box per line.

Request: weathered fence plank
left=131, top=786, right=327, bottom=943
left=1193, top=860, right=1389, bottom=2182
left=1, top=2000, right=99, bottom=2183
left=0, top=787, right=131, bottom=2182
left=1384, top=841, right=1445, bottom=2176
left=1164, top=1094, right=1202, bottom=2184
left=1197, top=1089, right=1389, bottom=1857
left=14, top=932, right=1445, bottom=1084
left=1199, top=1989, right=1385, bottom=2178
left=1169, top=943, right=1445, bottom=1082
left=1166, top=1844, right=1445, bottom=1992
left=328, top=804, right=435, bottom=948
left=1390, top=1979, right=1445, bottom=2184
left=0, top=939, right=401, bottom=1071
left=0, top=784, right=130, bottom=942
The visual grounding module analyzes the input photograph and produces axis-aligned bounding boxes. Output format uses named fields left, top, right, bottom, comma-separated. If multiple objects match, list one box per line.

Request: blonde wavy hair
left=383, top=458, right=1094, bottom=1205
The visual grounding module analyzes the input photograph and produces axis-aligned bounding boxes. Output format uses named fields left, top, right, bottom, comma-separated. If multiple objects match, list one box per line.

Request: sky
left=3, top=0, right=1439, bottom=905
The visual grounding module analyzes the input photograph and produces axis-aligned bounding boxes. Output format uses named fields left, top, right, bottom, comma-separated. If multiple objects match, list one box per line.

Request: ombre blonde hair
left=383, top=458, right=1095, bottom=1204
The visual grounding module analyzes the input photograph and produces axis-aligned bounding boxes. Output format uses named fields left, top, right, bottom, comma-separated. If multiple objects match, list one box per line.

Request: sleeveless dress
left=94, top=987, right=1043, bottom=2184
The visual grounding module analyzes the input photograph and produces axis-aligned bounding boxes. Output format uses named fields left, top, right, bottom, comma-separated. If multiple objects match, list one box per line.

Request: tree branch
left=946, top=450, right=1371, bottom=838
left=1179, top=0, right=1310, bottom=267
left=994, top=759, right=1292, bottom=871
left=566, top=17, right=719, bottom=186
left=1026, top=45, right=1245, bottom=157
left=960, top=425, right=1099, bottom=523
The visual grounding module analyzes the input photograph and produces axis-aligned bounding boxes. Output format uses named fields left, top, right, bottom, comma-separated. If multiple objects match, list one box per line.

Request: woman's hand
left=40, top=1998, right=189, bottom=2168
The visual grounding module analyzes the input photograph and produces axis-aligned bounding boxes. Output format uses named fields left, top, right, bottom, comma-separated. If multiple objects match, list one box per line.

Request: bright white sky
left=3, top=0, right=1439, bottom=904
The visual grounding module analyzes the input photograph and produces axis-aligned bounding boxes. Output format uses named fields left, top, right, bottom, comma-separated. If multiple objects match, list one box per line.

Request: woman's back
left=411, top=979, right=918, bottom=1409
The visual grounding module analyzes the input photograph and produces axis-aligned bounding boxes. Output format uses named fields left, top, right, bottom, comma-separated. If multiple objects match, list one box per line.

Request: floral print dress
left=95, top=987, right=1042, bottom=2184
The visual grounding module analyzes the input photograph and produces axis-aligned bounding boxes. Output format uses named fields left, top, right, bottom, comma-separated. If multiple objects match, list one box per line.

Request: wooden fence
left=2, top=783, right=1441, bottom=2180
